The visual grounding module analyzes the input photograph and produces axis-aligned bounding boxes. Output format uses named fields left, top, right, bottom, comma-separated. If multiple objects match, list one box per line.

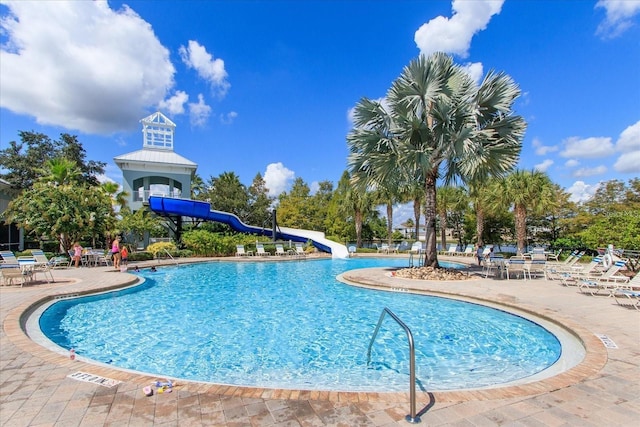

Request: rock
left=393, top=266, right=471, bottom=281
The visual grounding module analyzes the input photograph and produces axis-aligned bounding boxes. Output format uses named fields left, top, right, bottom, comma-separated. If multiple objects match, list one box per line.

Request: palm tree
left=101, top=181, right=129, bottom=211
left=486, top=169, right=557, bottom=253
left=348, top=53, right=525, bottom=267
left=40, top=158, right=82, bottom=185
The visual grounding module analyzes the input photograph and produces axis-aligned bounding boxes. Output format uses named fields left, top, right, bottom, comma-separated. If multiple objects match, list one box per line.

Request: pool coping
left=3, top=260, right=607, bottom=406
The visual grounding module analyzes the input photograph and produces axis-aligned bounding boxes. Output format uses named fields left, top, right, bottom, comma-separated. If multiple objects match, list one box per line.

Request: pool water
left=39, top=258, right=562, bottom=392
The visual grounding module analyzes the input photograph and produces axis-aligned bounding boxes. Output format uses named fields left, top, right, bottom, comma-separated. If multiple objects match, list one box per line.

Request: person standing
left=120, top=245, right=128, bottom=267
left=112, top=237, right=121, bottom=269
left=73, top=242, right=83, bottom=268
left=475, top=243, right=484, bottom=266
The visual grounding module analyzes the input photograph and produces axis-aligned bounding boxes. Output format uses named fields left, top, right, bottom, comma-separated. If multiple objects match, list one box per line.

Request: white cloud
left=532, top=138, right=558, bottom=156
left=220, top=111, right=238, bottom=125
left=573, top=165, right=608, bottom=178
left=566, top=181, right=598, bottom=203
left=560, top=136, right=614, bottom=158
left=534, top=159, right=554, bottom=172
left=414, top=0, right=504, bottom=58
left=565, top=159, right=579, bottom=168
left=158, top=91, right=189, bottom=115
left=461, top=62, right=484, bottom=85
left=179, top=40, right=230, bottom=97
left=0, top=1, right=175, bottom=134
left=188, top=94, right=211, bottom=127
left=613, top=150, right=640, bottom=173
left=264, top=162, right=295, bottom=197
left=595, top=0, right=640, bottom=38
left=615, top=120, right=640, bottom=152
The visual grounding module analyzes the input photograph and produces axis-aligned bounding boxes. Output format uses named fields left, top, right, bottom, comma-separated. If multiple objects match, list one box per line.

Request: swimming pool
left=38, top=258, right=565, bottom=392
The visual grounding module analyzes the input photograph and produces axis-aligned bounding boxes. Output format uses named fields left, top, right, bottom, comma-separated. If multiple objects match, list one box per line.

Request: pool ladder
left=367, top=308, right=421, bottom=424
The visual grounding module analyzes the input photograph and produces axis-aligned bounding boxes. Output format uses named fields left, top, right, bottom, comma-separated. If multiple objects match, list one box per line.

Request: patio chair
left=235, top=245, right=253, bottom=257
left=546, top=249, right=562, bottom=262
left=505, top=256, right=528, bottom=280
left=445, top=244, right=458, bottom=256
left=557, top=256, right=605, bottom=286
left=255, top=243, right=270, bottom=257
left=377, top=243, right=389, bottom=254
left=528, top=258, right=547, bottom=279
left=409, top=242, right=423, bottom=254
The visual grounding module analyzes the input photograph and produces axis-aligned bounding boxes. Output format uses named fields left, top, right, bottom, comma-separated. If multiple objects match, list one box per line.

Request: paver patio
left=1, top=255, right=638, bottom=426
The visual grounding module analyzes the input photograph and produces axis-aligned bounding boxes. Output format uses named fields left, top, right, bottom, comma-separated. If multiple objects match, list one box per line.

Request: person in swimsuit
left=112, top=237, right=121, bottom=269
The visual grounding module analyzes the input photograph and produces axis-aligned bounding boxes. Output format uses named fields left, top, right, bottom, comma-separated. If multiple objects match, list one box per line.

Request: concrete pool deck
left=1, top=255, right=639, bottom=426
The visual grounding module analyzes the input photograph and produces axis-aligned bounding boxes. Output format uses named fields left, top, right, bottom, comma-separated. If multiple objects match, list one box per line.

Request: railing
left=133, top=190, right=183, bottom=203
left=367, top=308, right=421, bottom=424
left=160, top=248, right=179, bottom=266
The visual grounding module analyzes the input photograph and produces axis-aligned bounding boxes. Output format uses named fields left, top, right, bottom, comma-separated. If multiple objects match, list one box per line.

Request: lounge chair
left=29, top=250, right=55, bottom=282
left=550, top=255, right=602, bottom=285
left=578, top=260, right=630, bottom=296
left=294, top=243, right=307, bottom=257
left=235, top=245, right=253, bottom=257
left=458, top=244, right=474, bottom=257
left=0, top=266, right=27, bottom=287
left=444, top=244, right=458, bottom=256
left=409, top=242, right=423, bottom=254
left=275, top=244, right=289, bottom=256
left=377, top=243, right=389, bottom=254
left=0, top=250, right=19, bottom=266
left=612, top=273, right=640, bottom=310
left=255, top=243, right=270, bottom=257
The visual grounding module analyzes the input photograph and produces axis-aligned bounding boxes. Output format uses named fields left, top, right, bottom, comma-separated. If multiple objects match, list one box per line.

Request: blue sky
left=1, top=1, right=639, bottom=221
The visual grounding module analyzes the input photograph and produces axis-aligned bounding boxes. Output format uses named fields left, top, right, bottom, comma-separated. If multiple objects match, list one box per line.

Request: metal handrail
left=161, top=249, right=179, bottom=266
left=367, top=308, right=420, bottom=424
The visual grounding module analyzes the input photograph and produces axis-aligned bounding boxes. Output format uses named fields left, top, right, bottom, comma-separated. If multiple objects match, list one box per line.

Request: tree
left=486, top=169, right=556, bottom=253
left=205, top=172, right=249, bottom=220
left=348, top=53, right=525, bottom=267
left=4, top=181, right=114, bottom=252
left=119, top=207, right=165, bottom=249
left=436, top=186, right=468, bottom=249
left=0, top=131, right=105, bottom=190
left=102, top=181, right=129, bottom=211
left=277, top=178, right=314, bottom=229
left=190, top=172, right=206, bottom=200
left=246, top=173, right=274, bottom=228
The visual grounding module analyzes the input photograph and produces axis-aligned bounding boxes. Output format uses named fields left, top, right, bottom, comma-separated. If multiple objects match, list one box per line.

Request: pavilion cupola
left=140, top=111, right=176, bottom=150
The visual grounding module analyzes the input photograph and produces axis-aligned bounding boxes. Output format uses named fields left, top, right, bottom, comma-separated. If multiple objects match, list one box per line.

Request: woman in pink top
left=73, top=242, right=83, bottom=268
left=112, top=237, right=121, bottom=269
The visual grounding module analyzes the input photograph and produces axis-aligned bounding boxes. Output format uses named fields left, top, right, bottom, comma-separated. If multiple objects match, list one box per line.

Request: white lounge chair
left=578, top=260, right=630, bottom=296
left=612, top=273, right=640, bottom=310
left=409, top=242, right=423, bottom=254
left=275, top=244, right=289, bottom=256
left=236, top=245, right=253, bottom=256
left=0, top=250, right=19, bottom=266
left=255, top=243, right=270, bottom=257
left=294, top=243, right=307, bottom=257
left=29, top=250, right=55, bottom=282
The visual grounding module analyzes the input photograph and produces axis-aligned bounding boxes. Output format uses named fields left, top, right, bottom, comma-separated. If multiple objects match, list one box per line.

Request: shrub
left=146, top=242, right=177, bottom=258
left=128, top=251, right=154, bottom=261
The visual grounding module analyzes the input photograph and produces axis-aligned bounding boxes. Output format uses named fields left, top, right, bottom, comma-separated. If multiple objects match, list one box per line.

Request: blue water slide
left=147, top=196, right=339, bottom=255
